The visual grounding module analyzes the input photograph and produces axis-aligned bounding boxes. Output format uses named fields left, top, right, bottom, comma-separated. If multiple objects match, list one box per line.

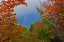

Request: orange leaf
left=48, top=0, right=51, bottom=2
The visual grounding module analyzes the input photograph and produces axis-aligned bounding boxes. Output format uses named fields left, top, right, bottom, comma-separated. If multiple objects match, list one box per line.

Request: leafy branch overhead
left=0, top=0, right=27, bottom=41
left=36, top=0, right=64, bottom=41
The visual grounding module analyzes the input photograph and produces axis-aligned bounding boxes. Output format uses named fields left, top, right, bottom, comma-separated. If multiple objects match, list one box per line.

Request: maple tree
left=0, top=0, right=27, bottom=42
left=36, top=0, right=64, bottom=41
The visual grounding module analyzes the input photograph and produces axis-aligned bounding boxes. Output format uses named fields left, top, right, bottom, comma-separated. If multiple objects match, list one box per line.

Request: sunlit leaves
left=41, top=13, right=49, bottom=18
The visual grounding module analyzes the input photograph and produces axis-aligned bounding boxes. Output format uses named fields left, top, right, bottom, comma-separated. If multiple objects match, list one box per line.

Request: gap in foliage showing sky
left=0, top=0, right=47, bottom=28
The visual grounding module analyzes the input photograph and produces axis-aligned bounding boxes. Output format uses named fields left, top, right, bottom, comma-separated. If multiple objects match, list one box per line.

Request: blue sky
left=0, top=0, right=47, bottom=28
left=14, top=0, right=47, bottom=28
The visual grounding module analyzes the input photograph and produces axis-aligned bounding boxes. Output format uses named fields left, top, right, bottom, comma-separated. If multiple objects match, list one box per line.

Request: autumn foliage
left=0, top=0, right=27, bottom=41
left=0, top=0, right=64, bottom=42
left=36, top=0, right=64, bottom=41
